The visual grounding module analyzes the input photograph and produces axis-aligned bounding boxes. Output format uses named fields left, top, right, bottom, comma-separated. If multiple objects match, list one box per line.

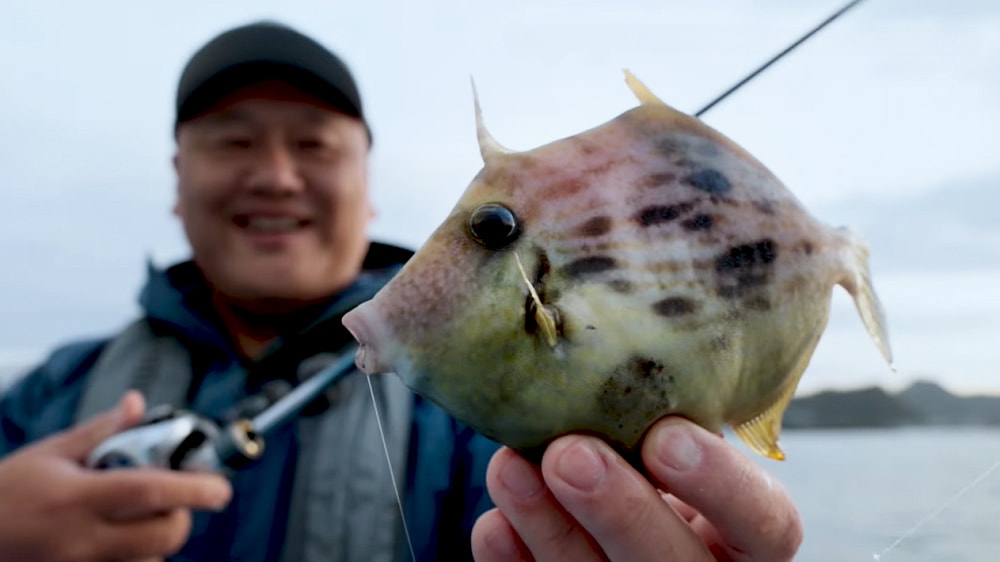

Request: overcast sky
left=1, top=0, right=998, bottom=395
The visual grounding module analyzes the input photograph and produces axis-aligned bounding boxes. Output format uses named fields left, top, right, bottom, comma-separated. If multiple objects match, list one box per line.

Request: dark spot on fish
left=717, top=275, right=770, bottom=299
left=801, top=241, right=814, bottom=255
left=653, top=297, right=697, bottom=317
left=563, top=256, right=617, bottom=278
left=683, top=169, right=731, bottom=195
left=586, top=325, right=596, bottom=330
left=597, top=356, right=671, bottom=424
left=654, top=137, right=684, bottom=157
left=715, top=239, right=778, bottom=299
left=639, top=172, right=678, bottom=189
left=607, top=279, right=634, bottom=293
left=552, top=177, right=588, bottom=197
left=636, top=202, right=694, bottom=227
left=716, top=239, right=777, bottom=272
left=533, top=249, right=551, bottom=287
left=576, top=216, right=612, bottom=237
left=753, top=200, right=776, bottom=215
left=633, top=358, right=664, bottom=378
left=745, top=296, right=771, bottom=311
left=681, top=213, right=714, bottom=231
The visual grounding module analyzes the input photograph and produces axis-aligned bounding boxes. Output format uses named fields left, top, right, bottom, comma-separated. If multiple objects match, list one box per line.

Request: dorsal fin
left=470, top=76, right=513, bottom=163
left=623, top=69, right=669, bottom=107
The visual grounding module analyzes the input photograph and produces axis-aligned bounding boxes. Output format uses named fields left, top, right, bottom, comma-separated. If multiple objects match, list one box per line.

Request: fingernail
left=655, top=425, right=702, bottom=472
left=499, top=455, right=544, bottom=499
left=555, top=440, right=606, bottom=491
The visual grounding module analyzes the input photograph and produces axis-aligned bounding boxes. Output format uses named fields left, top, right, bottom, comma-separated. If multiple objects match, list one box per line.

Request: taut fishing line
left=872, top=457, right=1000, bottom=560
left=366, top=376, right=418, bottom=562
left=695, top=0, right=868, bottom=117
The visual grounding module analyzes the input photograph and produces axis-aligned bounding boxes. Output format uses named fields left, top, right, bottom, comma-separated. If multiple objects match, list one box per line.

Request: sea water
left=746, top=428, right=1000, bottom=561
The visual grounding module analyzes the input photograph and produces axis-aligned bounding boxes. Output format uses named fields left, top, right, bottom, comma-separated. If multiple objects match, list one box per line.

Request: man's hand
left=471, top=416, right=802, bottom=561
left=0, top=391, right=233, bottom=562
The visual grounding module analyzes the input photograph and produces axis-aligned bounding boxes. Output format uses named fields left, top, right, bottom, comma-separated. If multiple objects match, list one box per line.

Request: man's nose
left=247, top=142, right=305, bottom=195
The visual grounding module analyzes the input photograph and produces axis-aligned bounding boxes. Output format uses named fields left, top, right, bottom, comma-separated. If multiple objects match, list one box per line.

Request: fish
left=341, top=70, right=893, bottom=463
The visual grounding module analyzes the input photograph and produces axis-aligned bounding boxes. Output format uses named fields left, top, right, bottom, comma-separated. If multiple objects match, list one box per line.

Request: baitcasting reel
left=86, top=345, right=358, bottom=474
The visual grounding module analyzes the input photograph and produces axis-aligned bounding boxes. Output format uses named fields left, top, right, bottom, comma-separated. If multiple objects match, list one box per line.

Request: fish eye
left=468, top=203, right=520, bottom=251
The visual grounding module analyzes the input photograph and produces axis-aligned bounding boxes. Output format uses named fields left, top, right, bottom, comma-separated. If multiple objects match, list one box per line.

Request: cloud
left=817, top=171, right=1000, bottom=274
left=797, top=172, right=1000, bottom=394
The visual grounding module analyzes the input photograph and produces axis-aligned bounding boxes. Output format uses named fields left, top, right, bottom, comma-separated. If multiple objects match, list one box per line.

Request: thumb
left=42, top=390, right=147, bottom=461
left=641, top=416, right=803, bottom=561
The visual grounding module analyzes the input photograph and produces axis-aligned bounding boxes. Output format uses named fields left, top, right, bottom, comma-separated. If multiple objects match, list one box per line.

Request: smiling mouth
left=234, top=215, right=312, bottom=234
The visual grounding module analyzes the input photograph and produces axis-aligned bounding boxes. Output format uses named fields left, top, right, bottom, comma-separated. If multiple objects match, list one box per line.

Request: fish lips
left=342, top=300, right=394, bottom=375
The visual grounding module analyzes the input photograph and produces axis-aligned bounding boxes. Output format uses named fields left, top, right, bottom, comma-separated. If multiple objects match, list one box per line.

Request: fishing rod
left=86, top=345, right=360, bottom=473
left=695, top=0, right=867, bottom=117
left=83, top=1, right=868, bottom=477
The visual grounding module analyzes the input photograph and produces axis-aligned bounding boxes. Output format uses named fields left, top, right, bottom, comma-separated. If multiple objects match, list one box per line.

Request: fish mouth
left=342, top=301, right=393, bottom=375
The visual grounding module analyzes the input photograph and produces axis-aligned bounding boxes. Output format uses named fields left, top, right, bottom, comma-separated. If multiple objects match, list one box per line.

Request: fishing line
left=367, top=376, right=418, bottom=562
left=871, top=456, right=1000, bottom=560
left=695, top=0, right=868, bottom=117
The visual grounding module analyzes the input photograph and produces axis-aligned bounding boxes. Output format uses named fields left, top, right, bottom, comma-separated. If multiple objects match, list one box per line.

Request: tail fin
left=837, top=227, right=894, bottom=370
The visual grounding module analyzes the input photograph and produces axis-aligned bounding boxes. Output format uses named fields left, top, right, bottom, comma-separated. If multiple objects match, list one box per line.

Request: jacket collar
left=136, top=241, right=414, bottom=363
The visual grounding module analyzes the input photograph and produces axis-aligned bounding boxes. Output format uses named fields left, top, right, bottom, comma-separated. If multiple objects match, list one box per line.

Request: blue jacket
left=0, top=241, right=501, bottom=561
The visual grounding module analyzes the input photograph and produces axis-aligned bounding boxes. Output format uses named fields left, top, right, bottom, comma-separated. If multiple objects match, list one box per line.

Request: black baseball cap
left=174, top=20, right=372, bottom=144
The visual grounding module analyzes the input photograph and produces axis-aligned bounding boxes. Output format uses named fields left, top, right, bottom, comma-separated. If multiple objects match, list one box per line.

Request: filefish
left=342, top=71, right=893, bottom=462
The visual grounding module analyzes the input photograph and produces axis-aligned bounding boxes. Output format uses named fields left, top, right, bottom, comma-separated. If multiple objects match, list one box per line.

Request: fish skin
left=342, top=71, right=893, bottom=462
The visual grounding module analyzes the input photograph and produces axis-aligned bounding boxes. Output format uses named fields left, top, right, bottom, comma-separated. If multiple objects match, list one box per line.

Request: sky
left=1, top=0, right=998, bottom=395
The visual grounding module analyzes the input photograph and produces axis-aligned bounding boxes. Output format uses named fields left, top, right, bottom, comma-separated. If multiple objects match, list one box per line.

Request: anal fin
left=732, top=380, right=798, bottom=461
left=732, top=327, right=823, bottom=461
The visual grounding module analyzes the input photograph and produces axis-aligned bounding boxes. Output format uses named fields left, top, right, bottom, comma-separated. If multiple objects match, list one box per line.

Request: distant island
left=2, top=365, right=998, bottom=430
left=784, top=380, right=1000, bottom=429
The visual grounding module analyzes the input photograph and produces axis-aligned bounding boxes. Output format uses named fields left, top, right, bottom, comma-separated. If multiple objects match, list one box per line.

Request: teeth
left=246, top=217, right=302, bottom=233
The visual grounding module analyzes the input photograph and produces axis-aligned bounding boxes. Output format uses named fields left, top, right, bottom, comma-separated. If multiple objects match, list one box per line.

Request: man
left=0, top=20, right=802, bottom=562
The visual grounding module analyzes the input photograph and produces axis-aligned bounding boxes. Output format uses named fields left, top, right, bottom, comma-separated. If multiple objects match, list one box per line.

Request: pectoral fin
left=838, top=226, right=894, bottom=370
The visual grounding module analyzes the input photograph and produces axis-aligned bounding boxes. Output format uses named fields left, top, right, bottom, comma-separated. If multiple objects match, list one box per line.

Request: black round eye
left=468, top=203, right=520, bottom=250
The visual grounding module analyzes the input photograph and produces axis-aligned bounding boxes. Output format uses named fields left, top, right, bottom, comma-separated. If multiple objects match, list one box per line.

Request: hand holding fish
left=470, top=415, right=802, bottom=562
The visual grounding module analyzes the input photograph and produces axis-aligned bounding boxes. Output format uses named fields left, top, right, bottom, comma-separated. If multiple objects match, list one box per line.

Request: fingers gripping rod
left=85, top=344, right=360, bottom=474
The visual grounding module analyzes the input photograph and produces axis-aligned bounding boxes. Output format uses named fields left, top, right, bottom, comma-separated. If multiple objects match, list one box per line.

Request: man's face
left=173, top=80, right=374, bottom=312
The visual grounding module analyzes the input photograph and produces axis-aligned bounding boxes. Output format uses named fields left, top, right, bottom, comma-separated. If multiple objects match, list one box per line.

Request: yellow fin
left=623, top=69, right=668, bottom=107
left=838, top=227, right=895, bottom=371
left=513, top=252, right=558, bottom=348
left=732, top=379, right=799, bottom=461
